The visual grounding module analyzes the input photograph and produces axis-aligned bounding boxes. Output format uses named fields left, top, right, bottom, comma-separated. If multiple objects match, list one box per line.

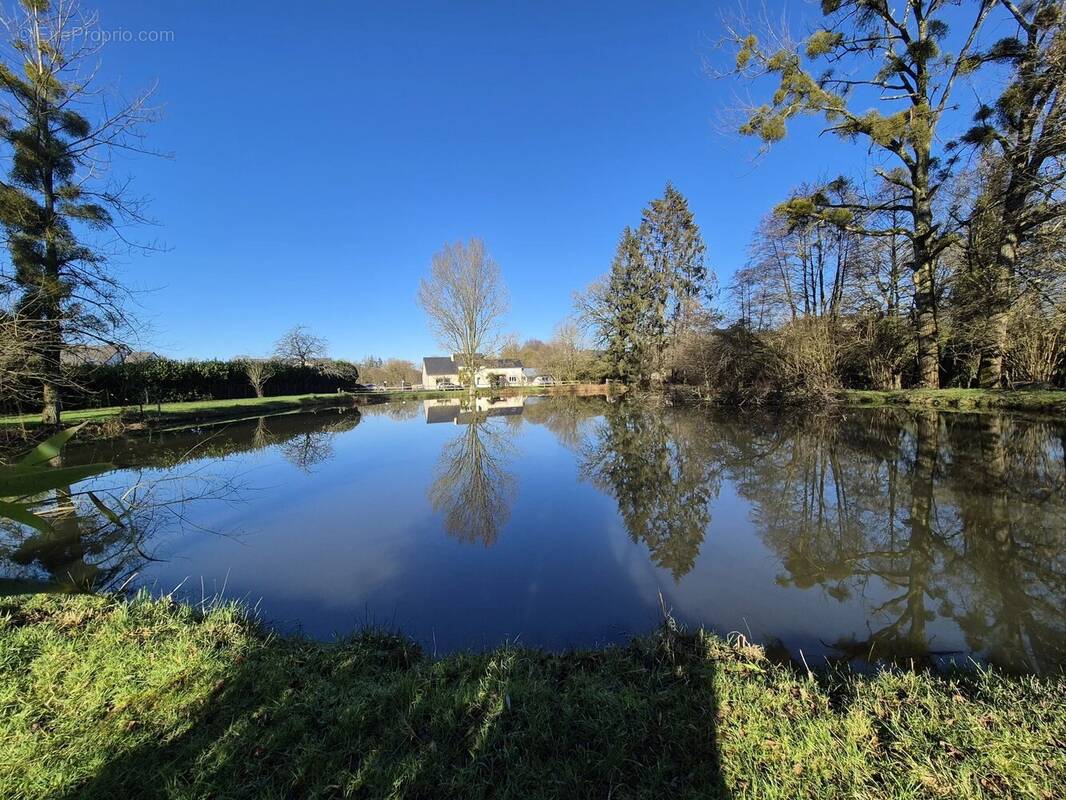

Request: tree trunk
left=977, top=308, right=1009, bottom=388
left=40, top=154, right=62, bottom=427
left=39, top=292, right=63, bottom=428
left=978, top=220, right=1020, bottom=389
left=41, top=377, right=61, bottom=428
left=912, top=259, right=940, bottom=389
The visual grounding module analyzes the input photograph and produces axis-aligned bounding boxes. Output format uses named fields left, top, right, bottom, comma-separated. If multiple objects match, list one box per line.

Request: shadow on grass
left=56, top=623, right=732, bottom=799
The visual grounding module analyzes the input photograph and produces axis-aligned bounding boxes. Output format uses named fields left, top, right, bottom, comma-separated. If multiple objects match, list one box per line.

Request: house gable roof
left=423, top=356, right=525, bottom=374
left=423, top=356, right=457, bottom=376
left=480, top=358, right=523, bottom=370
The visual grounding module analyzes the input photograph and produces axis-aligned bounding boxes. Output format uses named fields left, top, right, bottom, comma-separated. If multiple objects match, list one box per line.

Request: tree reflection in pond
left=2, top=483, right=145, bottom=594
left=554, top=398, right=1064, bottom=671
left=3, top=397, right=1063, bottom=672
left=0, top=407, right=364, bottom=595
left=0, top=468, right=235, bottom=596
left=428, top=405, right=517, bottom=546
left=708, top=406, right=1066, bottom=673
left=579, top=398, right=722, bottom=579
left=275, top=410, right=363, bottom=472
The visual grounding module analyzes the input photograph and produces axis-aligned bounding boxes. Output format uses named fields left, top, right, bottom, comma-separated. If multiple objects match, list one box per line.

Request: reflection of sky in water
left=9, top=398, right=1064, bottom=673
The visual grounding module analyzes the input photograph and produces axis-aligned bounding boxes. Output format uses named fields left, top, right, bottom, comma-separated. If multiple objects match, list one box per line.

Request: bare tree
left=273, top=326, right=328, bottom=367
left=0, top=313, right=47, bottom=412
left=418, top=238, right=509, bottom=391
left=545, top=317, right=590, bottom=381
left=0, top=0, right=163, bottom=426
left=242, top=358, right=276, bottom=398
left=358, top=357, right=420, bottom=387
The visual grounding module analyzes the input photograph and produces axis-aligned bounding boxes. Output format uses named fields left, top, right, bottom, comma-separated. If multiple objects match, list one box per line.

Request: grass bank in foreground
left=1, top=594, right=1062, bottom=799
left=844, top=388, right=1066, bottom=415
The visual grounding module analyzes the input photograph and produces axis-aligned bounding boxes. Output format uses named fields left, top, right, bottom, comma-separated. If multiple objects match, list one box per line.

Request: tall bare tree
left=273, top=325, right=328, bottom=368
left=418, top=238, right=509, bottom=391
left=0, top=0, right=161, bottom=426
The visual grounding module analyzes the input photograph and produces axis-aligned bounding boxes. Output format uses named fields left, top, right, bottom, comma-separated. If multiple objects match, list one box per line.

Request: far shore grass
left=0, top=385, right=601, bottom=436
left=2, top=386, right=1062, bottom=439
left=844, top=387, right=1066, bottom=414
left=0, top=593, right=1062, bottom=799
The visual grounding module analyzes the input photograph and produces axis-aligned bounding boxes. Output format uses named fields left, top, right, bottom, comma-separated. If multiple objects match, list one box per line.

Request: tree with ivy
left=730, top=0, right=997, bottom=388
left=957, top=0, right=1066, bottom=387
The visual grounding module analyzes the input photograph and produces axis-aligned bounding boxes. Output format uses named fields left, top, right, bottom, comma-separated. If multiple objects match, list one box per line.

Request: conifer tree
left=578, top=227, right=656, bottom=384
left=0, top=0, right=158, bottom=426
left=605, top=227, right=656, bottom=383
left=637, top=183, right=711, bottom=378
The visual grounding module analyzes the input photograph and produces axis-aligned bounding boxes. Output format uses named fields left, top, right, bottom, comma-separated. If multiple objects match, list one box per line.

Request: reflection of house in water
left=423, top=396, right=526, bottom=424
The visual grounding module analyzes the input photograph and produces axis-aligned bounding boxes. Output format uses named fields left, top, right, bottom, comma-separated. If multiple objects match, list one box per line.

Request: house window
left=508, top=375, right=517, bottom=383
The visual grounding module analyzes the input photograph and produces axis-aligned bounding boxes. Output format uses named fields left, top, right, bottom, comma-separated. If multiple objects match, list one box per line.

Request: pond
left=3, top=394, right=1064, bottom=674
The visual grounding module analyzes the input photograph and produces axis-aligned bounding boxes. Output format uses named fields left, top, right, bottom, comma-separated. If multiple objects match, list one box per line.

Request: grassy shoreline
left=843, top=388, right=1066, bottom=414
left=2, top=386, right=1061, bottom=441
left=0, top=593, right=1062, bottom=799
left=0, top=385, right=616, bottom=439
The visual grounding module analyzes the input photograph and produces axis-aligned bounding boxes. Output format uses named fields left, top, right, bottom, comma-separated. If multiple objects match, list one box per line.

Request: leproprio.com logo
left=61, top=26, right=175, bottom=44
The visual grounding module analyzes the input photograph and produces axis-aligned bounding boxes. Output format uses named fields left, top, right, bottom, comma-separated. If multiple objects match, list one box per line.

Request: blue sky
left=86, top=0, right=981, bottom=362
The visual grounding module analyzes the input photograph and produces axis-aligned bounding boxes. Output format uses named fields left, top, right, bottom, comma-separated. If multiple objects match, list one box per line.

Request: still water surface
left=4, top=395, right=1064, bottom=673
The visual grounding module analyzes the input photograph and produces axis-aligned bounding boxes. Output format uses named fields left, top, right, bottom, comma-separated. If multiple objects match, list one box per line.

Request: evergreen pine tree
left=603, top=227, right=656, bottom=384
left=0, top=0, right=157, bottom=426
left=637, top=182, right=711, bottom=379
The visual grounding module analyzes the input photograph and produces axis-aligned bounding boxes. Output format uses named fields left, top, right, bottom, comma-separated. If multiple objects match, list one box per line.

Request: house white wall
left=422, top=366, right=460, bottom=387
left=473, top=366, right=525, bottom=387
left=422, top=357, right=528, bottom=388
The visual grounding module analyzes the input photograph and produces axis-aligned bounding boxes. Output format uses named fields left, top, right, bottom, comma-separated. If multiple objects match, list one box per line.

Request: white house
left=421, top=355, right=527, bottom=388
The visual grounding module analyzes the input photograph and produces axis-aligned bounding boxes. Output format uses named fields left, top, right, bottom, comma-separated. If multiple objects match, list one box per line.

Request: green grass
left=844, top=388, right=1066, bottom=414
left=0, top=385, right=612, bottom=436
left=0, top=594, right=1062, bottom=799
left=0, top=393, right=357, bottom=430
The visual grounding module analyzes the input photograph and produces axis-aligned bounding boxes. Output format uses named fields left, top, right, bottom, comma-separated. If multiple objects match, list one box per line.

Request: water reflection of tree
left=0, top=409, right=365, bottom=595
left=274, top=411, right=363, bottom=472
left=939, top=414, right=1066, bottom=672
left=429, top=414, right=516, bottom=546
left=520, top=395, right=601, bottom=450
left=357, top=399, right=423, bottom=421
left=0, top=467, right=237, bottom=595
left=718, top=407, right=1066, bottom=672
left=580, top=399, right=721, bottom=579
left=1, top=484, right=145, bottom=593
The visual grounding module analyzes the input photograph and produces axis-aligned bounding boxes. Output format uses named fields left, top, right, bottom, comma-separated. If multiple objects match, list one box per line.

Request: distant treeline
left=1, top=358, right=361, bottom=413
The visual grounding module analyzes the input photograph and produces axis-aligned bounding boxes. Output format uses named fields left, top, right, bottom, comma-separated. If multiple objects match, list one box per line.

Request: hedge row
left=61, top=358, right=360, bottom=409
